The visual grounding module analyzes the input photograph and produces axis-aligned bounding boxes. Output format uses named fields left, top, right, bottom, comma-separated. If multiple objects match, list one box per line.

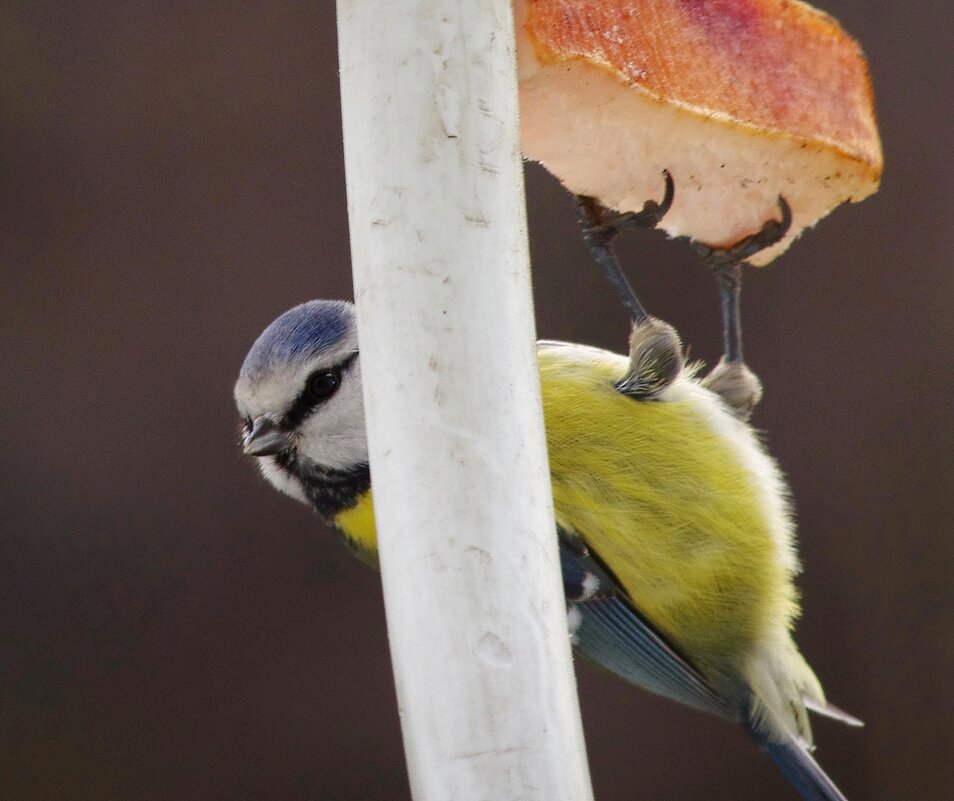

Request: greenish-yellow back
left=539, top=344, right=795, bottom=676
left=334, top=343, right=797, bottom=679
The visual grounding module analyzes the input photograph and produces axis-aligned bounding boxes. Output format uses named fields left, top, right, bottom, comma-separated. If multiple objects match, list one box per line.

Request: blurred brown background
left=1, top=2, right=951, bottom=800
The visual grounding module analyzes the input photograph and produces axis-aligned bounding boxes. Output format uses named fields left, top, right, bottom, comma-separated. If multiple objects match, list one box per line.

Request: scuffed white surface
left=336, top=0, right=594, bottom=799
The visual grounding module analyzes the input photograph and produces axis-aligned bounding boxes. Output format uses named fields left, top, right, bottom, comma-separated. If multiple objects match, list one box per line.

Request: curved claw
left=692, top=194, right=793, bottom=266
left=575, top=170, right=675, bottom=237
left=735, top=194, right=792, bottom=260
left=625, top=169, right=675, bottom=228
left=776, top=194, right=793, bottom=235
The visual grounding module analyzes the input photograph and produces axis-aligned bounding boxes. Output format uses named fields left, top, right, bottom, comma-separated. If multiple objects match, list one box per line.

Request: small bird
left=235, top=299, right=860, bottom=801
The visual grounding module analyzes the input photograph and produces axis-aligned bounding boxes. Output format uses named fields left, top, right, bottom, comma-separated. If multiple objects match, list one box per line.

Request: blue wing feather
left=558, top=539, right=733, bottom=719
left=577, top=597, right=733, bottom=718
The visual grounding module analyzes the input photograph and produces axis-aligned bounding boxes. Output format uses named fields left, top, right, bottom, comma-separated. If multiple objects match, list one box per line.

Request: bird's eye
left=307, top=370, right=341, bottom=401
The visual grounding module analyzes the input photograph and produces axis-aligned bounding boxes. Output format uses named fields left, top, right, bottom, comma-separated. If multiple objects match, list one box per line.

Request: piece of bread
left=515, top=0, right=882, bottom=264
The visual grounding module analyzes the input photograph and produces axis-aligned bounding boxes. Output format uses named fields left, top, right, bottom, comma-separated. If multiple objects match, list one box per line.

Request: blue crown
left=240, top=300, right=354, bottom=380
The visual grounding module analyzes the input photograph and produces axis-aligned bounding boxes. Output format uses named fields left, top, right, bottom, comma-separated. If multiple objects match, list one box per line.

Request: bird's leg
left=694, top=196, right=792, bottom=420
left=715, top=261, right=745, bottom=365
left=575, top=196, right=648, bottom=325
left=691, top=195, right=792, bottom=365
left=575, top=170, right=674, bottom=324
left=576, top=173, right=684, bottom=400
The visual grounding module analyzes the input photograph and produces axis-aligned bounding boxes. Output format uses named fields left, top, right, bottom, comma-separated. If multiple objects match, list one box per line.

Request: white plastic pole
left=336, top=1, right=594, bottom=800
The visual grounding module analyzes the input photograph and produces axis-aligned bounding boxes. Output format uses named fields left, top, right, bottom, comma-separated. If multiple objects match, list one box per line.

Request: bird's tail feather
left=746, top=722, right=849, bottom=801
left=804, top=697, right=864, bottom=728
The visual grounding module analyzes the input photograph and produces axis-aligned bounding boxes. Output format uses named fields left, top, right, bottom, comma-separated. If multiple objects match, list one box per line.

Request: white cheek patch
left=257, top=457, right=310, bottom=505
left=293, top=379, right=369, bottom=471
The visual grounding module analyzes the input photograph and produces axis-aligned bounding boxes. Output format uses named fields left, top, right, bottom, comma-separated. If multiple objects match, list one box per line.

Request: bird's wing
left=559, top=535, right=735, bottom=720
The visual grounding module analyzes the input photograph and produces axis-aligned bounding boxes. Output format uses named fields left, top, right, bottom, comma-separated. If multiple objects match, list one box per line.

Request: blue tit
left=234, top=299, right=861, bottom=801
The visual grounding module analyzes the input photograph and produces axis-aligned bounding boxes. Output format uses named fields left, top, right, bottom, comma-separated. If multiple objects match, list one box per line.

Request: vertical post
left=336, top=1, right=594, bottom=800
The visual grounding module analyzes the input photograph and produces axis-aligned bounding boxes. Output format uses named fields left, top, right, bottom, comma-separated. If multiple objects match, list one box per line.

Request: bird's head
left=234, top=300, right=368, bottom=505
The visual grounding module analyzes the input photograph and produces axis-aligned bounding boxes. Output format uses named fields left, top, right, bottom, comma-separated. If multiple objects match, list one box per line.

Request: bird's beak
left=243, top=416, right=293, bottom=456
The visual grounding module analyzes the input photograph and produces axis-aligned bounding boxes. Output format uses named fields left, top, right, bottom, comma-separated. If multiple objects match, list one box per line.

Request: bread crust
left=516, top=0, right=882, bottom=263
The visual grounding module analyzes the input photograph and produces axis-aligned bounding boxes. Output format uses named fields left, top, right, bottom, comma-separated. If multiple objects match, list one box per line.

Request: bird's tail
left=744, top=713, right=849, bottom=801
left=739, top=637, right=857, bottom=801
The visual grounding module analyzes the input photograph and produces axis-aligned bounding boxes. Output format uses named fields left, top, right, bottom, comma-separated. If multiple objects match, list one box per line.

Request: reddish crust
left=524, top=0, right=881, bottom=170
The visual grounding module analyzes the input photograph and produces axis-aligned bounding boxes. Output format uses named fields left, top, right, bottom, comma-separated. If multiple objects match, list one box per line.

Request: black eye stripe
left=283, top=351, right=358, bottom=430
